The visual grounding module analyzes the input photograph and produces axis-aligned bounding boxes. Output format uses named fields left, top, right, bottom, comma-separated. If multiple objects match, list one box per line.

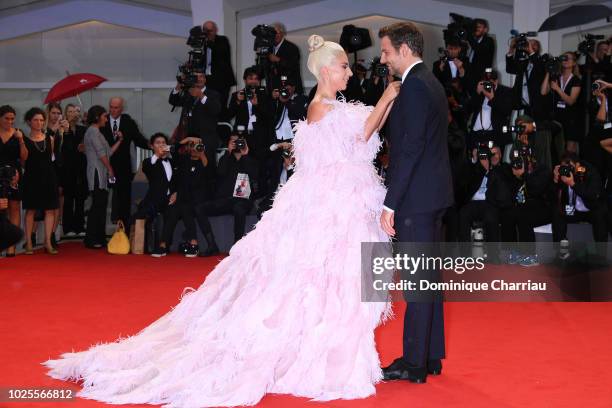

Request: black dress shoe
left=383, top=358, right=428, bottom=383
left=427, top=359, right=442, bottom=376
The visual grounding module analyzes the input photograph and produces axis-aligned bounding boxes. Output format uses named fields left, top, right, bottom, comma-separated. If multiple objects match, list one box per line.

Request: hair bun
left=308, top=34, right=325, bottom=52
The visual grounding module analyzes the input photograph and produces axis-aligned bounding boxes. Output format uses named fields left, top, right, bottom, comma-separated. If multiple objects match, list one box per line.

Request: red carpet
left=1, top=242, right=611, bottom=408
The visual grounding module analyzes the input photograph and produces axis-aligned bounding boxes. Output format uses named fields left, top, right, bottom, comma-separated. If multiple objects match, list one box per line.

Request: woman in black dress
left=541, top=51, right=582, bottom=153
left=22, top=107, right=59, bottom=254
left=60, top=103, right=87, bottom=236
left=45, top=102, right=69, bottom=245
left=0, top=105, right=28, bottom=256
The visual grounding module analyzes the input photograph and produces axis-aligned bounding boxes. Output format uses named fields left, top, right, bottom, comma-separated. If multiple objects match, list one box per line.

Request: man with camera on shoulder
left=466, top=19, right=495, bottom=91
left=552, top=151, right=608, bottom=254
left=459, top=142, right=511, bottom=260
left=467, top=69, right=513, bottom=150
left=196, top=133, right=259, bottom=250
left=500, top=138, right=554, bottom=266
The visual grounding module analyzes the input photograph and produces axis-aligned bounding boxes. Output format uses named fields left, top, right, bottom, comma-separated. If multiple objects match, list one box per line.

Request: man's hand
left=380, top=209, right=395, bottom=237
left=453, top=58, right=463, bottom=70
left=553, top=165, right=560, bottom=183
left=550, top=80, right=561, bottom=93
left=561, top=172, right=575, bottom=187
left=268, top=54, right=280, bottom=63
left=180, top=136, right=202, bottom=145
left=251, top=93, right=258, bottom=106
left=483, top=87, right=494, bottom=101
left=77, top=143, right=85, bottom=153
left=168, top=192, right=177, bottom=206
left=237, top=91, right=246, bottom=102
left=476, top=81, right=484, bottom=95
left=0, top=198, right=8, bottom=210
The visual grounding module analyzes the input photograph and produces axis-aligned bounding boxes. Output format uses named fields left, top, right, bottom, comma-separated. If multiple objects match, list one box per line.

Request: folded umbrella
left=44, top=73, right=107, bottom=104
left=539, top=5, right=612, bottom=32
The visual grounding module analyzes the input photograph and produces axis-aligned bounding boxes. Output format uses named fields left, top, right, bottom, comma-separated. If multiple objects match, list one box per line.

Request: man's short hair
left=379, top=22, right=424, bottom=58
left=474, top=18, right=489, bottom=29
left=560, top=151, right=579, bottom=164
left=272, top=22, right=286, bottom=35
left=150, top=132, right=169, bottom=145
left=243, top=66, right=259, bottom=80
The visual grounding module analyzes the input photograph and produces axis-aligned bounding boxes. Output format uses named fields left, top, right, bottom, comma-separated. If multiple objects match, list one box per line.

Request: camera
left=371, top=57, right=389, bottom=78
left=191, top=142, right=205, bottom=152
left=443, top=13, right=475, bottom=45
left=559, top=164, right=573, bottom=178
left=578, top=34, right=604, bottom=56
left=542, top=54, right=568, bottom=80
left=280, top=146, right=292, bottom=159
left=251, top=24, right=277, bottom=56
left=477, top=140, right=494, bottom=160
left=511, top=146, right=533, bottom=170
left=174, top=25, right=210, bottom=105
left=234, top=137, right=247, bottom=151
left=279, top=75, right=290, bottom=98
left=510, top=29, right=537, bottom=62
left=502, top=124, right=527, bottom=134
left=482, top=81, right=493, bottom=92
left=241, top=86, right=266, bottom=101
left=437, top=47, right=450, bottom=64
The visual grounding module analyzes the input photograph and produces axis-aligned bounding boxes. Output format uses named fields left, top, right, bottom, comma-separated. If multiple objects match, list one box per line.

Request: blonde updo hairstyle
left=306, top=34, right=346, bottom=81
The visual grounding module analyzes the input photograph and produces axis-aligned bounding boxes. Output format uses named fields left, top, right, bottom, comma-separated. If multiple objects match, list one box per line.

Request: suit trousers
left=111, top=172, right=133, bottom=230
left=85, top=175, right=108, bottom=246
left=395, top=210, right=446, bottom=368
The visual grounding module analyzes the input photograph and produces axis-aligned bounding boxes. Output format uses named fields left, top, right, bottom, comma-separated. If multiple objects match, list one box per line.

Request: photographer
left=500, top=143, right=554, bottom=266
left=258, top=143, right=294, bottom=217
left=433, top=38, right=470, bottom=90
left=0, top=105, right=27, bottom=257
left=0, top=167, right=23, bottom=254
left=267, top=23, right=303, bottom=94
left=200, top=20, right=237, bottom=109
left=459, top=143, right=511, bottom=251
left=506, top=39, right=550, bottom=121
left=271, top=75, right=307, bottom=141
left=364, top=60, right=395, bottom=107
left=467, top=19, right=495, bottom=90
left=552, top=152, right=608, bottom=246
left=541, top=52, right=582, bottom=153
left=196, top=133, right=259, bottom=246
left=582, top=80, right=612, bottom=182
left=512, top=114, right=552, bottom=169
left=169, top=72, right=222, bottom=181
left=467, top=69, right=514, bottom=150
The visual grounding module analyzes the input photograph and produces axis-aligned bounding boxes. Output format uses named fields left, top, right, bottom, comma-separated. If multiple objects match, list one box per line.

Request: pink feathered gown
left=44, top=99, right=391, bottom=407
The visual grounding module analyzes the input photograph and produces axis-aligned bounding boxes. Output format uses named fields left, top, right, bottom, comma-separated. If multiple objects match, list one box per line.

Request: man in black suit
left=466, top=69, right=514, bottom=149
left=169, top=72, right=222, bottom=191
left=268, top=23, right=303, bottom=94
left=467, top=19, right=495, bottom=90
left=201, top=20, right=237, bottom=109
left=101, top=97, right=150, bottom=230
left=506, top=39, right=549, bottom=121
left=379, top=22, right=454, bottom=384
left=433, top=38, right=470, bottom=90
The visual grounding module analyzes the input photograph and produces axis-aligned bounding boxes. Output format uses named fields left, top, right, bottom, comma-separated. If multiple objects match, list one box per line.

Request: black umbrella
left=539, top=4, right=612, bottom=32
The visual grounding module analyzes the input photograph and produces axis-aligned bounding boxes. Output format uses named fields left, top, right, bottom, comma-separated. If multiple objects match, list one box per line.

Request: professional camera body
left=559, top=162, right=587, bottom=181
left=251, top=24, right=277, bottom=57
left=510, top=145, right=533, bottom=169
left=371, top=57, right=389, bottom=78
left=233, top=125, right=247, bottom=151
left=542, top=54, right=568, bottom=80
left=275, top=75, right=290, bottom=99
left=578, top=33, right=605, bottom=56
left=444, top=13, right=475, bottom=47
left=510, top=29, right=538, bottom=62
left=477, top=140, right=495, bottom=161
left=240, top=85, right=267, bottom=101
left=176, top=26, right=211, bottom=89
left=437, top=47, right=450, bottom=64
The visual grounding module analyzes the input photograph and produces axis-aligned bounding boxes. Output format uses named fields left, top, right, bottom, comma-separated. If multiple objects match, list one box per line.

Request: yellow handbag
left=107, top=220, right=130, bottom=255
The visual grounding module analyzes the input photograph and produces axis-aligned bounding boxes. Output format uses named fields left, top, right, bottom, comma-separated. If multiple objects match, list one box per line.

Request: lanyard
left=560, top=74, right=573, bottom=94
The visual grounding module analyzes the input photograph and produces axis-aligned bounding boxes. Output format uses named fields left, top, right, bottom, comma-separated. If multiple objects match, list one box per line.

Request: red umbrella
left=44, top=73, right=107, bottom=104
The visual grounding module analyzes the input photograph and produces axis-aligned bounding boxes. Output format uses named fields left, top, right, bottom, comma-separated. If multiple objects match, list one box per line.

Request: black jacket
left=215, top=151, right=259, bottom=200
left=139, top=156, right=177, bottom=214
left=506, top=54, right=551, bottom=120
left=504, top=163, right=554, bottom=205
left=467, top=84, right=514, bottom=145
left=271, top=39, right=303, bottom=94
left=101, top=114, right=149, bottom=176
left=384, top=62, right=454, bottom=214
left=468, top=35, right=495, bottom=80
left=226, top=90, right=275, bottom=158
left=466, top=161, right=514, bottom=209
left=169, top=87, right=222, bottom=151
left=205, top=35, right=237, bottom=91
left=175, top=155, right=208, bottom=204
left=554, top=160, right=604, bottom=213
left=433, top=57, right=470, bottom=89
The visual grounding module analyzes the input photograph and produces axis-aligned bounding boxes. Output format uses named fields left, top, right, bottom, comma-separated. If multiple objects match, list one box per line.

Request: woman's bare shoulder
left=307, top=100, right=334, bottom=125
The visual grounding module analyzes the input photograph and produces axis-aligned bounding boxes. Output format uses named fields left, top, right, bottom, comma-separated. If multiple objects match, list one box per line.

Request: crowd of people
left=1, top=18, right=612, bottom=263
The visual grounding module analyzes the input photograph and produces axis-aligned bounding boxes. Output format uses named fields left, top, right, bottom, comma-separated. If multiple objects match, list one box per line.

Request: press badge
left=604, top=122, right=612, bottom=130
left=557, top=101, right=566, bottom=109
left=565, top=204, right=575, bottom=216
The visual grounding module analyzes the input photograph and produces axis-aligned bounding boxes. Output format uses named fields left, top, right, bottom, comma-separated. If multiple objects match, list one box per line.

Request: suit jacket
left=101, top=114, right=149, bottom=177
left=506, top=54, right=550, bottom=120
left=385, top=62, right=454, bottom=215
left=432, top=57, right=470, bottom=89
left=467, top=84, right=514, bottom=134
left=272, top=39, right=303, bottom=94
left=169, top=87, right=222, bottom=151
left=226, top=90, right=275, bottom=158
left=140, top=156, right=177, bottom=212
left=467, top=35, right=495, bottom=85
left=206, top=35, right=237, bottom=91
left=554, top=160, right=604, bottom=212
